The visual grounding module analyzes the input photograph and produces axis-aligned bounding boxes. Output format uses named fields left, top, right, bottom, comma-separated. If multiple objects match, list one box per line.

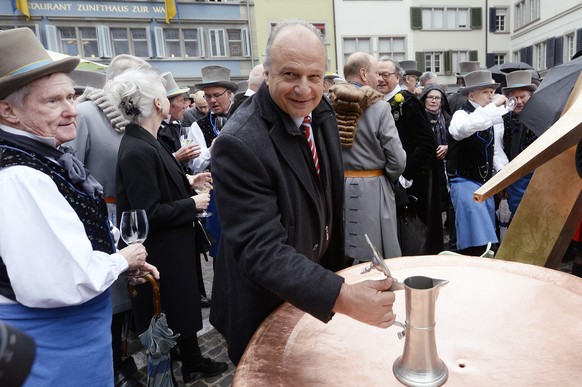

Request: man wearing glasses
left=376, top=57, right=441, bottom=255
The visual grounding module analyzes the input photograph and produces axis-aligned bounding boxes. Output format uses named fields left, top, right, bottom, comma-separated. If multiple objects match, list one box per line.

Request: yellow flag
left=165, top=0, right=176, bottom=24
left=15, top=0, right=30, bottom=21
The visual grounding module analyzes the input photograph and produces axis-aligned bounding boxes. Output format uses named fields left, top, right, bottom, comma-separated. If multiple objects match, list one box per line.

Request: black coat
left=209, top=83, right=346, bottom=364
left=389, top=90, right=443, bottom=254
left=116, top=124, right=202, bottom=337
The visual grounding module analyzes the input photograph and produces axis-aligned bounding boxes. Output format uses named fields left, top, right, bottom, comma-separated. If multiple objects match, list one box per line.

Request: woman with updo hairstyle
left=106, top=67, right=228, bottom=381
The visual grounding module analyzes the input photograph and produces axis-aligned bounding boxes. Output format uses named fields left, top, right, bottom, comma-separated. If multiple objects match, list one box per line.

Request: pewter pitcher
left=393, top=276, right=449, bottom=387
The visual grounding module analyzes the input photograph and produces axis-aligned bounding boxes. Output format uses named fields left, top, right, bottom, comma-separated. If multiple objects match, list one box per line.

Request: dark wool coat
left=209, top=83, right=347, bottom=364
left=116, top=124, right=202, bottom=338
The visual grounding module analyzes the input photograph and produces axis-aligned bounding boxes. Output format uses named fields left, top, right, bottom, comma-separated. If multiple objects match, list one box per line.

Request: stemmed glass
left=214, top=116, right=227, bottom=134
left=506, top=96, right=517, bottom=111
left=120, top=209, right=149, bottom=245
left=180, top=126, right=193, bottom=147
left=197, top=182, right=213, bottom=218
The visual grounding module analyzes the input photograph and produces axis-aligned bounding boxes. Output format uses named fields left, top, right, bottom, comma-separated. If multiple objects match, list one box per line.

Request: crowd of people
left=0, top=19, right=580, bottom=386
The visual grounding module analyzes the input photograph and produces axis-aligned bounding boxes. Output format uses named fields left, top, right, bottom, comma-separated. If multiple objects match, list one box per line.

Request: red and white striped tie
left=301, top=116, right=320, bottom=175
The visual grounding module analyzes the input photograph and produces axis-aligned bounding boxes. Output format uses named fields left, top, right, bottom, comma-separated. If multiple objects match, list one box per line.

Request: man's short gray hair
left=264, top=20, right=327, bottom=70
left=419, top=72, right=437, bottom=86
left=378, top=56, right=404, bottom=78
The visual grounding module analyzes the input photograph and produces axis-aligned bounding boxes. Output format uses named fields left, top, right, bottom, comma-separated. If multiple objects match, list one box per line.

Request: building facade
left=1, top=0, right=259, bottom=88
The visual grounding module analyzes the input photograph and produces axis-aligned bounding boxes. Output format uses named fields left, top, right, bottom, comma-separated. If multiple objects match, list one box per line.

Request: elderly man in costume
left=329, top=52, right=406, bottom=262
left=447, top=70, right=509, bottom=256
left=0, top=28, right=157, bottom=386
left=209, top=20, right=397, bottom=365
left=501, top=70, right=538, bottom=215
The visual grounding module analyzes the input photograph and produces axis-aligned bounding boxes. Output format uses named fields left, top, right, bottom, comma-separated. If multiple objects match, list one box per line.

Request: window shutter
left=469, top=50, right=478, bottom=61
left=489, top=7, right=496, bottom=32
left=576, top=28, right=582, bottom=53
left=486, top=53, right=495, bottom=68
left=546, top=37, right=555, bottom=68
left=146, top=26, right=154, bottom=58
left=415, top=51, right=425, bottom=71
left=525, top=46, right=533, bottom=65
left=97, top=25, right=112, bottom=59
left=198, top=28, right=205, bottom=57
left=444, top=51, right=452, bottom=75
left=410, top=8, right=422, bottom=30
left=154, top=26, right=165, bottom=58
left=470, top=8, right=482, bottom=30
left=242, top=28, right=250, bottom=57
left=554, top=36, right=564, bottom=65
left=44, top=25, right=58, bottom=51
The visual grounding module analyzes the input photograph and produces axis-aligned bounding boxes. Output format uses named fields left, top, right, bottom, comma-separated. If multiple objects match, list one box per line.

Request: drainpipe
left=485, top=0, right=488, bottom=65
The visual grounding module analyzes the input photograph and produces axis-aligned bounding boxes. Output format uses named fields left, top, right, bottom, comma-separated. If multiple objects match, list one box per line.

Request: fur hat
left=400, top=60, right=422, bottom=77
left=0, top=28, right=79, bottom=99
left=501, top=70, right=537, bottom=95
left=195, top=65, right=238, bottom=92
left=460, top=70, right=500, bottom=95
left=162, top=72, right=190, bottom=99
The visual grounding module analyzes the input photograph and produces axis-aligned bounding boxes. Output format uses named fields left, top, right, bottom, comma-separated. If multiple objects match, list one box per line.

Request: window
left=515, top=0, right=540, bottom=29
left=566, top=33, right=576, bottom=61
left=164, top=28, right=181, bottom=58
left=535, top=41, right=546, bottom=69
left=378, top=37, right=405, bottom=61
left=59, top=27, right=79, bottom=56
left=495, top=8, right=507, bottom=32
left=421, top=7, right=469, bottom=30
left=110, top=28, right=149, bottom=57
left=494, top=54, right=506, bottom=65
left=79, top=27, right=99, bottom=58
left=424, top=52, right=443, bottom=73
left=513, top=51, right=521, bottom=62
left=343, top=37, right=371, bottom=61
left=183, top=28, right=202, bottom=57
left=226, top=28, right=250, bottom=57
left=209, top=29, right=226, bottom=57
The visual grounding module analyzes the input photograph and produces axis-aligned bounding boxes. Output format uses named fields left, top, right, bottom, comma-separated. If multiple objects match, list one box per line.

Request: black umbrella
left=498, top=61, right=534, bottom=73
left=520, top=56, right=582, bottom=137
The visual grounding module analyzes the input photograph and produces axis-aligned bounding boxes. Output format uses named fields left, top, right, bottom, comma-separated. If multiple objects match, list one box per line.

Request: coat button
left=312, top=244, right=318, bottom=251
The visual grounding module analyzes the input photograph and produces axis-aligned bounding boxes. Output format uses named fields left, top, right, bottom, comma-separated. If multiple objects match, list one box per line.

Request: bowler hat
left=460, top=70, right=500, bottom=95
left=501, top=70, right=537, bottom=95
left=0, top=28, right=79, bottom=99
left=195, top=65, right=238, bottom=92
left=162, top=72, right=190, bottom=99
left=456, top=61, right=482, bottom=77
left=400, top=60, right=422, bottom=77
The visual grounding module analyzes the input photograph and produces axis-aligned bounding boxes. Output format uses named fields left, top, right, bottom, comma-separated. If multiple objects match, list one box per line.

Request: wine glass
left=120, top=209, right=149, bottom=245
left=506, top=96, right=517, bottom=111
left=180, top=126, right=193, bottom=147
left=197, top=183, right=213, bottom=218
left=214, top=116, right=227, bottom=134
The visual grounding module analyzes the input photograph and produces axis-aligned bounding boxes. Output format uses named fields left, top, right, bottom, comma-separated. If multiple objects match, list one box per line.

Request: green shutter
left=469, top=50, right=478, bottom=61
left=415, top=52, right=425, bottom=71
left=470, top=8, right=483, bottom=30
left=444, top=51, right=452, bottom=75
left=411, top=7, right=422, bottom=30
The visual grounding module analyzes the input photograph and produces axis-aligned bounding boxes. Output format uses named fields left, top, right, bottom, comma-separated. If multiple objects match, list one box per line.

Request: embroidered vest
left=0, top=140, right=115, bottom=300
left=447, top=102, right=495, bottom=183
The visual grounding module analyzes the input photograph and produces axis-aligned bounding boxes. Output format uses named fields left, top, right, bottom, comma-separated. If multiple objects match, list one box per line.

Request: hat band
left=166, top=87, right=187, bottom=95
left=3, top=59, right=55, bottom=78
left=508, top=83, right=530, bottom=87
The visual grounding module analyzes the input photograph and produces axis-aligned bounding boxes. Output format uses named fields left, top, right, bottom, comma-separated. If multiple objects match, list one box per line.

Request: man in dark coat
left=377, top=57, right=442, bottom=255
left=209, top=20, right=397, bottom=365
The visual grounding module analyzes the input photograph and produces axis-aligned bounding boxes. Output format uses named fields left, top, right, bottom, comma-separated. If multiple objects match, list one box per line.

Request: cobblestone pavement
left=127, top=255, right=234, bottom=387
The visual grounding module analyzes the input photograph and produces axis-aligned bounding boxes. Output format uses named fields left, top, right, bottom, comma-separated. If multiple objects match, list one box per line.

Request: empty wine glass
left=506, top=96, right=517, bottom=111
left=214, top=116, right=227, bottom=134
left=120, top=209, right=149, bottom=245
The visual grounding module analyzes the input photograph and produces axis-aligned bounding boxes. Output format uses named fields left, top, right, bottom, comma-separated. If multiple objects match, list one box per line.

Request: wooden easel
left=473, top=73, right=582, bottom=268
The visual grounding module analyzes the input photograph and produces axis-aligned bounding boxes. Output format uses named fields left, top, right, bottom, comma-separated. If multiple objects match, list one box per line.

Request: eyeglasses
left=203, top=89, right=229, bottom=101
left=511, top=93, right=532, bottom=102
left=378, top=72, right=397, bottom=81
left=426, top=96, right=442, bottom=101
